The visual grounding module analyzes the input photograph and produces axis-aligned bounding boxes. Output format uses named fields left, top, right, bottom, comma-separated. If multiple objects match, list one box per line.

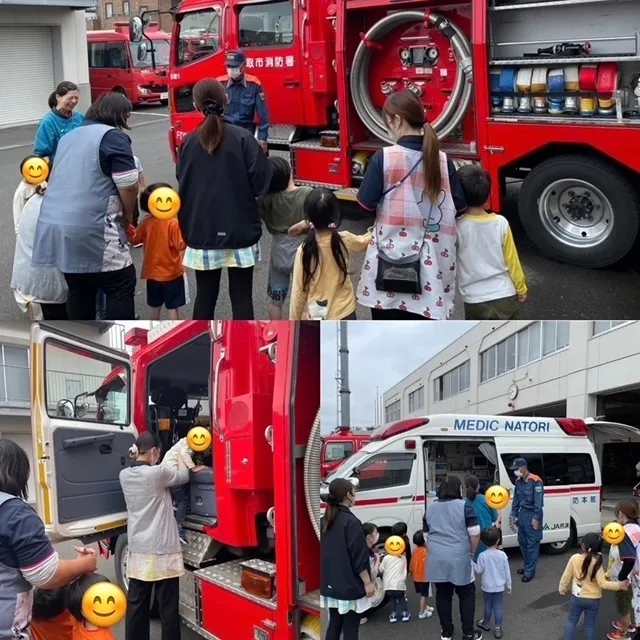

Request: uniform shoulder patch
left=258, top=91, right=265, bottom=101
left=535, top=486, right=543, bottom=492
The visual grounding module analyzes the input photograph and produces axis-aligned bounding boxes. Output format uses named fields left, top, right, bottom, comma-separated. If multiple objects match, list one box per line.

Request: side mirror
left=76, top=402, right=89, bottom=419
left=137, top=42, right=148, bottom=62
left=129, top=16, right=143, bottom=43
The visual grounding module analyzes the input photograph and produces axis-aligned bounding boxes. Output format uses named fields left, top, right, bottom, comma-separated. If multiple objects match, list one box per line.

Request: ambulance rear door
left=494, top=437, right=570, bottom=550
left=30, top=323, right=136, bottom=541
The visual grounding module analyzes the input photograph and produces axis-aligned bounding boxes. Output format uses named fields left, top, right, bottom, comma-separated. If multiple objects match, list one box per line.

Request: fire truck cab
left=30, top=320, right=321, bottom=640
left=88, top=22, right=171, bottom=106
left=132, top=0, right=640, bottom=269
left=321, top=427, right=371, bottom=478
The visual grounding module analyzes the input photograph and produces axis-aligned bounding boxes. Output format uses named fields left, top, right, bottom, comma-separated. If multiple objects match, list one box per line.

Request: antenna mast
left=338, top=321, right=351, bottom=428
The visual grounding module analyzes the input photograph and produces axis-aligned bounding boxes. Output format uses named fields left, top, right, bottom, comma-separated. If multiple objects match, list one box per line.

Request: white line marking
left=131, top=111, right=170, bottom=118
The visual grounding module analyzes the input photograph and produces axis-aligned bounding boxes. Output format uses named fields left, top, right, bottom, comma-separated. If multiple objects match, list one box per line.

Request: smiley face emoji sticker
left=81, top=582, right=126, bottom=628
left=147, top=186, right=181, bottom=220
left=187, top=426, right=212, bottom=452
left=385, top=535, right=406, bottom=557
left=603, top=522, right=625, bottom=546
left=21, top=156, right=49, bottom=185
left=485, top=485, right=510, bottom=511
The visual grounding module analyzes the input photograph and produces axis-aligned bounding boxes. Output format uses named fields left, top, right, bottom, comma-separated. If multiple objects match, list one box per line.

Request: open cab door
left=30, top=323, right=137, bottom=542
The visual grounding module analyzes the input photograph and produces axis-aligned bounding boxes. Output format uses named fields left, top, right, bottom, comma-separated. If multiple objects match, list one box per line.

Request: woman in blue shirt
left=34, top=81, right=84, bottom=160
left=465, top=476, right=499, bottom=558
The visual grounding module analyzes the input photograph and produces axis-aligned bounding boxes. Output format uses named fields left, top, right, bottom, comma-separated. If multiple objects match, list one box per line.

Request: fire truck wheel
left=114, top=534, right=160, bottom=618
left=518, top=156, right=640, bottom=268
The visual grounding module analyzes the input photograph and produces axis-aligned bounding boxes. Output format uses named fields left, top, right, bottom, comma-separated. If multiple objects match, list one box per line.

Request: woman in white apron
left=356, top=91, right=467, bottom=320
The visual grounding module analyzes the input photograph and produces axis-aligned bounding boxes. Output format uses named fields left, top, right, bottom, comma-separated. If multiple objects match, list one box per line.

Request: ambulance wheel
left=518, top=155, right=640, bottom=268
left=542, top=522, right=575, bottom=555
left=114, top=534, right=160, bottom=618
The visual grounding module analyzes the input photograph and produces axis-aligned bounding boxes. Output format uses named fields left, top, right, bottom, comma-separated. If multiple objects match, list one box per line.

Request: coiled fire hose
left=350, top=11, right=473, bottom=144
left=304, top=408, right=322, bottom=540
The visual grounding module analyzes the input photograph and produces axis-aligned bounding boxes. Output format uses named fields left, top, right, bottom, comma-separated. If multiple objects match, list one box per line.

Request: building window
left=0, top=345, right=30, bottom=403
left=434, top=360, right=471, bottom=402
left=139, top=4, right=148, bottom=11
left=385, top=400, right=401, bottom=423
left=480, top=321, right=570, bottom=383
left=408, top=386, right=424, bottom=413
left=105, top=2, right=113, bottom=17
left=123, top=0, right=130, bottom=14
left=592, top=321, right=630, bottom=337
left=238, top=0, right=294, bottom=48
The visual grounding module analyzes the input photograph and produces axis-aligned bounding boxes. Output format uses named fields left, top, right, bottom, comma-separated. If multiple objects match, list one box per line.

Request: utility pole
left=338, top=321, right=351, bottom=428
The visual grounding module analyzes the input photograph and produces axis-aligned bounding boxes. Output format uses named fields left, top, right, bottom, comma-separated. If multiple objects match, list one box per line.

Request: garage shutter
left=0, top=27, right=55, bottom=127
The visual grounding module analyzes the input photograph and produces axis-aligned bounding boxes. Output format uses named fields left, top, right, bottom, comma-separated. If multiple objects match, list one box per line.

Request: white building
left=0, top=1, right=92, bottom=128
left=0, top=321, right=126, bottom=501
left=382, top=320, right=640, bottom=489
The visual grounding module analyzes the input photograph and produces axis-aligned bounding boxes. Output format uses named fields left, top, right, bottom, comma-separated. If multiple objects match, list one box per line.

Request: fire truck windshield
left=325, top=441, right=354, bottom=462
left=176, top=9, right=221, bottom=66
left=237, top=1, right=293, bottom=47
left=130, top=40, right=170, bottom=68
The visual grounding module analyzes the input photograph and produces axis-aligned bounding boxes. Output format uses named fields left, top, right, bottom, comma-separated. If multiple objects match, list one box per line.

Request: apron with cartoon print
left=625, top=522, right=640, bottom=619
left=357, top=146, right=457, bottom=320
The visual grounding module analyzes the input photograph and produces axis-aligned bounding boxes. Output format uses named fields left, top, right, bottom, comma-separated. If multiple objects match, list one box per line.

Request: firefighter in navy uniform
left=217, top=51, right=270, bottom=154
left=509, top=457, right=544, bottom=582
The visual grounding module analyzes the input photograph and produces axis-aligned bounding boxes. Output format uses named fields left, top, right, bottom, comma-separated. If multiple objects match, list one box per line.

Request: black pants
left=126, top=577, right=180, bottom=640
left=40, top=303, right=68, bottom=320
left=435, top=581, right=476, bottom=638
left=64, top=264, right=136, bottom=320
left=325, top=609, right=360, bottom=640
left=370, top=308, right=431, bottom=321
left=193, top=267, right=254, bottom=320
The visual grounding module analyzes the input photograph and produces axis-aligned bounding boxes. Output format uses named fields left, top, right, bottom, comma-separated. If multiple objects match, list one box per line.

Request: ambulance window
left=238, top=1, right=293, bottom=48
left=543, top=454, right=595, bottom=486
left=355, top=453, right=415, bottom=491
left=44, top=341, right=129, bottom=426
left=177, top=9, right=221, bottom=66
left=325, top=442, right=354, bottom=462
left=500, top=453, right=543, bottom=484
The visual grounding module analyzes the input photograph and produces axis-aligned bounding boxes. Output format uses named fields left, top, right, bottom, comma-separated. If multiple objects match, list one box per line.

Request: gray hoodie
left=119, top=461, right=189, bottom=555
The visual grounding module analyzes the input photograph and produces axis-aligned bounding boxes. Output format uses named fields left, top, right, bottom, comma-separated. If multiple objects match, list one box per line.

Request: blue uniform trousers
left=517, top=509, right=542, bottom=578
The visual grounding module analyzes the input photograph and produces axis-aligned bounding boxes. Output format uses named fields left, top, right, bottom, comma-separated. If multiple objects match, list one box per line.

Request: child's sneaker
left=494, top=627, right=503, bottom=639
left=419, top=609, right=434, bottom=619
left=477, top=620, right=492, bottom=631
left=613, top=622, right=637, bottom=635
left=608, top=631, right=630, bottom=640
left=463, top=632, right=483, bottom=640
left=178, top=527, right=188, bottom=544
left=389, top=613, right=398, bottom=623
left=360, top=617, right=368, bottom=625
left=402, top=612, right=411, bottom=622
left=440, top=635, right=452, bottom=640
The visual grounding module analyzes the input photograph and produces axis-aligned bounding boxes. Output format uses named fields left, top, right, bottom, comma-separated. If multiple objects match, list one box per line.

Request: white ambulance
left=322, top=414, right=640, bottom=554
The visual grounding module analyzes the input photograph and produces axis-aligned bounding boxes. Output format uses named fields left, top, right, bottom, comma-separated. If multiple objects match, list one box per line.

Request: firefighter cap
left=226, top=50, right=246, bottom=67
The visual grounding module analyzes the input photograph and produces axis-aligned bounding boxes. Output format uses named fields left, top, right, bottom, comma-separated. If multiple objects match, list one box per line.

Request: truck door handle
left=283, top=81, right=300, bottom=88
left=99, top=444, right=113, bottom=455
left=62, top=433, right=115, bottom=449
left=398, top=494, right=414, bottom=500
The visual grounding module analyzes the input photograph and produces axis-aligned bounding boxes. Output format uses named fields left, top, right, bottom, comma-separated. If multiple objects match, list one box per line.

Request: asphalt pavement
left=353, top=547, right=626, bottom=640
left=55, top=539, right=201, bottom=640
left=2, top=105, right=640, bottom=320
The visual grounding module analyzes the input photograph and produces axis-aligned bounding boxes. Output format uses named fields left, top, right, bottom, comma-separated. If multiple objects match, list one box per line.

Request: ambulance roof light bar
left=371, top=418, right=430, bottom=441
left=556, top=418, right=589, bottom=436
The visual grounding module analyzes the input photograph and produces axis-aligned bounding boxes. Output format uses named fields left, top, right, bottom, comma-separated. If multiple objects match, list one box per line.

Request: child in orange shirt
left=410, top=530, right=434, bottom=620
left=66, top=574, right=118, bottom=640
left=31, top=587, right=75, bottom=640
left=125, top=182, right=188, bottom=320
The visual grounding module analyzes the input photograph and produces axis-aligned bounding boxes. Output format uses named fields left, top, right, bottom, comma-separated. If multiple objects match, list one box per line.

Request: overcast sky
left=321, top=322, right=477, bottom=432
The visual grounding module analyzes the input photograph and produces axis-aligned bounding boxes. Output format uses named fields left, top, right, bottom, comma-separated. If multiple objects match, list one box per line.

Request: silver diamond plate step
left=298, top=588, right=321, bottom=613
left=195, top=558, right=278, bottom=610
left=267, top=124, right=295, bottom=144
left=181, top=529, right=222, bottom=569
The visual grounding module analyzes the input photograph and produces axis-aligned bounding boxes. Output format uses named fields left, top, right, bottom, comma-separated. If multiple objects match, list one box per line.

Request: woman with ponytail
left=177, top=77, right=272, bottom=320
left=34, top=82, right=84, bottom=160
left=119, top=432, right=189, bottom=640
left=289, top=188, right=370, bottom=320
left=321, top=478, right=374, bottom=640
left=356, top=91, right=467, bottom=320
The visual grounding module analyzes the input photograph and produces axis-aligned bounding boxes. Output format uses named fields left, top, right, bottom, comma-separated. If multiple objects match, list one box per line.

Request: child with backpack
left=257, top=157, right=312, bottom=319
left=289, top=187, right=371, bottom=320
left=559, top=531, right=629, bottom=640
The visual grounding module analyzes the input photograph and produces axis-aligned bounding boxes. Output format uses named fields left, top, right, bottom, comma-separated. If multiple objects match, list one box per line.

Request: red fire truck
left=30, top=320, right=321, bottom=640
left=130, top=0, right=640, bottom=268
left=321, top=427, right=371, bottom=478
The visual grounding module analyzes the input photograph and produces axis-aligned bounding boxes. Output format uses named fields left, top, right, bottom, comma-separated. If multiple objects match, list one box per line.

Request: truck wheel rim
left=539, top=179, right=613, bottom=248
left=121, top=544, right=129, bottom=591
